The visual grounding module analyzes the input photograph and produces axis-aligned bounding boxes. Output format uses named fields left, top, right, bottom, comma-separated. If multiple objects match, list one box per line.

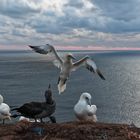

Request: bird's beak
left=87, top=99, right=91, bottom=106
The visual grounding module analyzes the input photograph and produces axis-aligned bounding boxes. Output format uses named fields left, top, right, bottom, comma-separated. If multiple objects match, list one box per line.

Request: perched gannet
left=29, top=44, right=105, bottom=94
left=74, top=92, right=97, bottom=122
left=12, top=84, right=56, bottom=123
left=0, top=94, right=11, bottom=124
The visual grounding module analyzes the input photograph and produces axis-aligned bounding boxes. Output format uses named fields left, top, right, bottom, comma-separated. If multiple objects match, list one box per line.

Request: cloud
left=91, top=0, right=139, bottom=21
left=0, top=0, right=140, bottom=49
left=88, top=0, right=140, bottom=33
left=0, top=0, right=41, bottom=18
left=64, top=0, right=84, bottom=8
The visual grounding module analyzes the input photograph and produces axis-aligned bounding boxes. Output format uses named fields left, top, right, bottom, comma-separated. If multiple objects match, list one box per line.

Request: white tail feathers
left=92, top=115, right=97, bottom=122
left=58, top=81, right=66, bottom=94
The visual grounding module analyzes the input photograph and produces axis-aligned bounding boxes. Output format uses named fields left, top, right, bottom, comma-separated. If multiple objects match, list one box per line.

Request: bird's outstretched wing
left=72, top=56, right=105, bottom=80
left=29, top=44, right=63, bottom=69
left=29, top=45, right=48, bottom=54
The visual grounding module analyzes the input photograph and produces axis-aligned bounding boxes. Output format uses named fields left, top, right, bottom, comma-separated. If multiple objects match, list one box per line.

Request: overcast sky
left=0, top=0, right=140, bottom=50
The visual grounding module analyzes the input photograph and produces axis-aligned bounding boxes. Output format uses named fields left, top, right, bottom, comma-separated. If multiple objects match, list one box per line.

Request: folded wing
left=18, top=103, right=43, bottom=117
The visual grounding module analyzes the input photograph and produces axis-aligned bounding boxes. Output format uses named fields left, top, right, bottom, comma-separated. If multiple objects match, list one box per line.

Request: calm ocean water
left=1, top=50, right=140, bottom=126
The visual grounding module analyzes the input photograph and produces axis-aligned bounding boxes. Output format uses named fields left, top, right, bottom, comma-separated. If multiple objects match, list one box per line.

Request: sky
left=0, top=0, right=140, bottom=50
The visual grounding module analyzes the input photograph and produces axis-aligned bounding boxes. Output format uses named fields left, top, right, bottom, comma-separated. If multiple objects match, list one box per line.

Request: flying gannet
left=29, top=44, right=105, bottom=94
left=12, top=84, right=56, bottom=123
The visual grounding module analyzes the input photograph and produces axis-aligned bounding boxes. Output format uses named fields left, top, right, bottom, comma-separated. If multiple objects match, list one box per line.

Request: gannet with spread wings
left=29, top=44, right=105, bottom=94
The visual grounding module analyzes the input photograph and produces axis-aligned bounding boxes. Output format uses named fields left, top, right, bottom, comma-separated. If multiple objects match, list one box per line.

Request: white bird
left=0, top=94, right=11, bottom=124
left=29, top=44, right=105, bottom=94
left=74, top=92, right=97, bottom=122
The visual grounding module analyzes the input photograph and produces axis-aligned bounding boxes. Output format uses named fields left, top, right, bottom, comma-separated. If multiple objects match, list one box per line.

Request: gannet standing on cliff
left=29, top=44, right=105, bottom=94
left=74, top=92, right=97, bottom=122
left=0, top=94, right=11, bottom=124
left=12, top=84, right=56, bottom=123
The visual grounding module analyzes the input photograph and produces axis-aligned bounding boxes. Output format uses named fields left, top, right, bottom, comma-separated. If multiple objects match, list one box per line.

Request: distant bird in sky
left=12, top=84, right=56, bottom=123
left=0, top=94, right=11, bottom=124
left=74, top=92, right=97, bottom=122
left=29, top=44, right=105, bottom=94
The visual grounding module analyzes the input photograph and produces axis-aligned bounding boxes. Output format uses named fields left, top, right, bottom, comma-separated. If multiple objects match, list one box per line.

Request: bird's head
left=0, top=94, right=3, bottom=104
left=45, top=84, right=53, bottom=103
left=80, top=92, right=92, bottom=106
left=66, top=53, right=76, bottom=61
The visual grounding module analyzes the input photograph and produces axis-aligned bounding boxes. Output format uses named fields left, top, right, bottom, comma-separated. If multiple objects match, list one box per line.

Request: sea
left=1, top=50, right=140, bottom=126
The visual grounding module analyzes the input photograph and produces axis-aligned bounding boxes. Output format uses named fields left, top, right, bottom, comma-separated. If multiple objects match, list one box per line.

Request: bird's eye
left=85, top=97, right=88, bottom=100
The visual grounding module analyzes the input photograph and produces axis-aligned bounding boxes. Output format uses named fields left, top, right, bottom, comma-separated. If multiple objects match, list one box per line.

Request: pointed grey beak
left=86, top=98, right=91, bottom=106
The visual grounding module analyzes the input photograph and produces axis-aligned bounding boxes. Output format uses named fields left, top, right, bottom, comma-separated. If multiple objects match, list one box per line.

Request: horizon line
left=1, top=45, right=140, bottom=51
left=1, top=49, right=140, bottom=52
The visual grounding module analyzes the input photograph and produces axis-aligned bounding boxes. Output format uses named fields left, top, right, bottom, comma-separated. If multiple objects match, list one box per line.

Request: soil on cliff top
left=0, top=121, right=140, bottom=140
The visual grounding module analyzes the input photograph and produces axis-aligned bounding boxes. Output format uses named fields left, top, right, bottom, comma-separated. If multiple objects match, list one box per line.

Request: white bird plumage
left=19, top=116, right=30, bottom=122
left=74, top=92, right=97, bottom=122
left=0, top=94, right=11, bottom=124
left=19, top=116, right=40, bottom=122
left=29, top=44, right=105, bottom=94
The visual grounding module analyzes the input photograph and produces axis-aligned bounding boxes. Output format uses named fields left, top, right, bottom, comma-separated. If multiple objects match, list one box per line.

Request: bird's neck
left=78, top=99, right=87, bottom=105
left=65, top=58, right=73, bottom=64
left=46, top=98, right=53, bottom=104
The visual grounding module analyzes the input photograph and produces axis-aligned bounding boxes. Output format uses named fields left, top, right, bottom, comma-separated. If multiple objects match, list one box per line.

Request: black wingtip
left=96, top=69, right=106, bottom=80
left=28, top=45, right=34, bottom=49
